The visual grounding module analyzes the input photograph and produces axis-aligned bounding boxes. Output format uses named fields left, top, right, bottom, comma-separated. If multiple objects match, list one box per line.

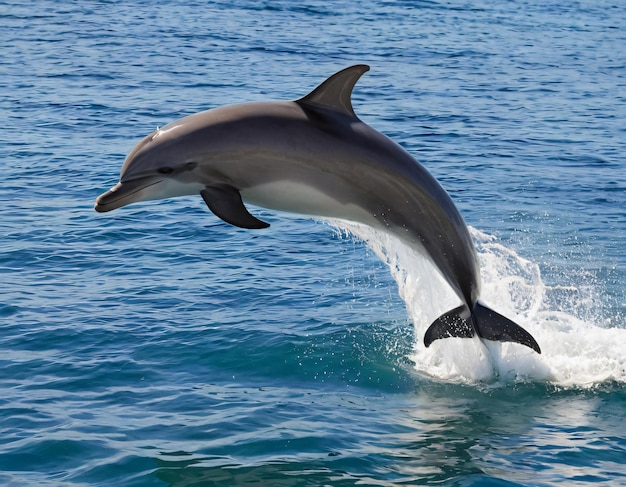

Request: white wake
left=333, top=221, right=626, bottom=388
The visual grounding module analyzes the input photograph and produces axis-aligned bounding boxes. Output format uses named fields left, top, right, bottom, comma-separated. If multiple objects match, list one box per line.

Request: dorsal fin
left=297, top=64, right=370, bottom=117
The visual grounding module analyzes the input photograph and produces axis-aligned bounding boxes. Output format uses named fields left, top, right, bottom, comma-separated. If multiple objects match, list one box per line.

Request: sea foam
left=333, top=221, right=626, bottom=388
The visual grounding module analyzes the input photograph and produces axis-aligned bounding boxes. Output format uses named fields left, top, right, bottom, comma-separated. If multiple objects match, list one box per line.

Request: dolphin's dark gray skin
left=95, top=65, right=541, bottom=354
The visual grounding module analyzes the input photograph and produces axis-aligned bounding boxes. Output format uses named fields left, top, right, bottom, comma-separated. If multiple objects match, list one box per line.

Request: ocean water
left=1, top=0, right=625, bottom=485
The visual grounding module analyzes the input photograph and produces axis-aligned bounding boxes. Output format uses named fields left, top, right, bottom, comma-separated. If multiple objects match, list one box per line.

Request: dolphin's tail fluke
left=423, top=302, right=541, bottom=353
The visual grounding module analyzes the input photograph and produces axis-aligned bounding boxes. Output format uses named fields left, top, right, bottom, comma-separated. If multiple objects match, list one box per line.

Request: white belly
left=241, top=180, right=378, bottom=227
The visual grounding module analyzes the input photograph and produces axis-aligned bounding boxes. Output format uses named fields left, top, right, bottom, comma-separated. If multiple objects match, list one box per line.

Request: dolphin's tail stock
left=423, top=302, right=541, bottom=353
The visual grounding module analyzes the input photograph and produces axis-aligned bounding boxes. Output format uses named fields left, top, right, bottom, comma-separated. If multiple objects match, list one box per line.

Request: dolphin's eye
left=158, top=167, right=174, bottom=175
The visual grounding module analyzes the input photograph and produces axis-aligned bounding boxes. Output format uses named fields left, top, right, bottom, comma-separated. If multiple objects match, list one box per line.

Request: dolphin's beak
left=94, top=176, right=163, bottom=212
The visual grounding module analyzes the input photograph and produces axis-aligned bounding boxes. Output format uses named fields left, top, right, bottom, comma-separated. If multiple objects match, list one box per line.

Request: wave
left=330, top=221, right=626, bottom=389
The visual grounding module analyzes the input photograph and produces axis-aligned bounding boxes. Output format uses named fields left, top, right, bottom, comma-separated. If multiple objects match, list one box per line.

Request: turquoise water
left=1, top=1, right=625, bottom=485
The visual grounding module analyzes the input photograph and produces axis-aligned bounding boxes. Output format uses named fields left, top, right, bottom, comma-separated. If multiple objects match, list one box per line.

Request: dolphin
left=95, top=65, right=541, bottom=354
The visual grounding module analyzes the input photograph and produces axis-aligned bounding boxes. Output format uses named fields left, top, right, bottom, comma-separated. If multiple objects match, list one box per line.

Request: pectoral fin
left=201, top=185, right=270, bottom=229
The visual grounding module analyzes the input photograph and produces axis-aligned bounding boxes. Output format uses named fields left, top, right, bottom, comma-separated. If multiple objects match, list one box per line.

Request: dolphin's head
left=95, top=120, right=208, bottom=213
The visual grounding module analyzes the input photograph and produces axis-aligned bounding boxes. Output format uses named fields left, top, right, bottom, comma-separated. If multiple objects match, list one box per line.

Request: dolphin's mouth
left=94, top=177, right=163, bottom=212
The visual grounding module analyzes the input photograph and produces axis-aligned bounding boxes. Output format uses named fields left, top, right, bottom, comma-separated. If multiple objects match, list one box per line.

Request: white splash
left=332, top=221, right=626, bottom=388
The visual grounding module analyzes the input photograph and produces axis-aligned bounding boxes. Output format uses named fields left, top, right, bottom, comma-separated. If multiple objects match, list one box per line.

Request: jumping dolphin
left=95, top=65, right=541, bottom=354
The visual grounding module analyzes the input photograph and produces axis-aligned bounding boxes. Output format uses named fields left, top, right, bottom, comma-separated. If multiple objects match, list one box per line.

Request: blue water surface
left=1, top=0, right=625, bottom=485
